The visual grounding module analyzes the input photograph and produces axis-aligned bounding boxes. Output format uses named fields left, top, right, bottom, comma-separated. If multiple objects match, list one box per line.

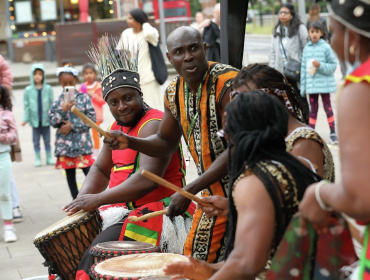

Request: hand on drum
left=299, top=183, right=333, bottom=235
left=198, top=195, right=229, bottom=218
left=166, top=192, right=191, bottom=218
left=103, top=130, right=130, bottom=150
left=163, top=256, right=216, bottom=280
left=63, top=194, right=101, bottom=215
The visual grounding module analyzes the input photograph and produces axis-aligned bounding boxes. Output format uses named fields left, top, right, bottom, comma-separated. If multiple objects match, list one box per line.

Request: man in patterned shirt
left=105, top=26, right=239, bottom=263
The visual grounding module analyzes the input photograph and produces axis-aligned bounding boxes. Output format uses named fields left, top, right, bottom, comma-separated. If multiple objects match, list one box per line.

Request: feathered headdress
left=87, top=35, right=141, bottom=100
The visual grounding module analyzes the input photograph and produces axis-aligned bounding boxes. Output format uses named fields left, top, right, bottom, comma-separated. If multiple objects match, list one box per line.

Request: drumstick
left=128, top=209, right=168, bottom=222
left=141, top=170, right=222, bottom=212
left=71, top=105, right=110, bottom=138
left=342, top=213, right=364, bottom=244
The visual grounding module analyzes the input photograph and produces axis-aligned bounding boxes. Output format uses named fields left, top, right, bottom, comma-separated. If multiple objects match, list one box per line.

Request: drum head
left=91, top=253, right=188, bottom=279
left=94, top=241, right=160, bottom=254
left=34, top=210, right=91, bottom=242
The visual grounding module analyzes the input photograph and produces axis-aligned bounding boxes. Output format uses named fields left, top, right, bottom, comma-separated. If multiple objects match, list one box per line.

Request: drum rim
left=33, top=210, right=101, bottom=244
left=90, top=241, right=161, bottom=257
left=89, top=253, right=188, bottom=279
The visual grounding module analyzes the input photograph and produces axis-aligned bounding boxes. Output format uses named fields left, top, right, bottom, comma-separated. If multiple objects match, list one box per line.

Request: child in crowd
left=300, top=21, right=338, bottom=144
left=22, top=63, right=55, bottom=166
left=0, top=85, right=18, bottom=242
left=79, top=63, right=103, bottom=159
left=49, top=66, right=96, bottom=199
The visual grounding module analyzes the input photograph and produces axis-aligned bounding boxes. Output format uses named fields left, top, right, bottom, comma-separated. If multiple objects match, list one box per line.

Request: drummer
left=163, top=91, right=320, bottom=279
left=62, top=36, right=195, bottom=280
left=105, top=26, right=239, bottom=264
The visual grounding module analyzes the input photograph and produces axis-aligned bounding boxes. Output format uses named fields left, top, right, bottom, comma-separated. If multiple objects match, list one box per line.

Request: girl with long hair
left=0, top=85, right=18, bottom=242
left=269, top=4, right=309, bottom=116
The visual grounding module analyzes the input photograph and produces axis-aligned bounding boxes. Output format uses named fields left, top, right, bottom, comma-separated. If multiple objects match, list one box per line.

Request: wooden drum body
left=34, top=210, right=102, bottom=280
left=90, top=253, right=189, bottom=280
left=90, top=241, right=161, bottom=263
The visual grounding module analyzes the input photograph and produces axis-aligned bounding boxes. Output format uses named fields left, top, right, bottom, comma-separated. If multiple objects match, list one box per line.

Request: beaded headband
left=87, top=35, right=141, bottom=100
left=56, top=66, right=79, bottom=77
left=327, top=0, right=370, bottom=38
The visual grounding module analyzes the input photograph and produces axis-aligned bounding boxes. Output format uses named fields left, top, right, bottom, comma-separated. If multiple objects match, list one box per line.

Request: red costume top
left=107, top=107, right=186, bottom=209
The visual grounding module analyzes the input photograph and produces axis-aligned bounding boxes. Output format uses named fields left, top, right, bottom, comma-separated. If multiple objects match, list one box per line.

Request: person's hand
left=63, top=194, right=101, bottom=215
left=198, top=195, right=229, bottom=218
left=198, top=19, right=212, bottom=29
left=301, top=91, right=306, bottom=98
left=163, top=256, right=216, bottom=280
left=312, top=59, right=320, bottom=68
left=58, top=120, right=72, bottom=135
left=62, top=100, right=75, bottom=112
left=299, top=183, right=332, bottom=235
left=166, top=192, right=191, bottom=218
left=21, top=121, right=27, bottom=126
left=103, top=130, right=130, bottom=150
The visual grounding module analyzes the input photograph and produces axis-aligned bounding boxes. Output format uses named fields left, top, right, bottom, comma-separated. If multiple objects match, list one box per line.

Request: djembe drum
left=90, top=241, right=161, bottom=263
left=34, top=210, right=102, bottom=280
left=90, top=252, right=189, bottom=280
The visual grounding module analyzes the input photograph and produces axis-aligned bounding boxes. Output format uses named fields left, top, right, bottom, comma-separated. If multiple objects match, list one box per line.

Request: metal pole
left=258, top=0, right=263, bottom=26
left=220, top=0, right=248, bottom=69
left=298, top=0, right=306, bottom=24
left=116, top=0, right=121, bottom=18
left=4, top=0, right=14, bottom=61
left=157, top=0, right=166, bottom=57
left=60, top=0, right=65, bottom=23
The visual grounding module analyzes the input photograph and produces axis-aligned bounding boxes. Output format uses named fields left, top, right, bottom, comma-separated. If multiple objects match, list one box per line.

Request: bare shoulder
left=234, top=174, right=267, bottom=205
left=340, top=82, right=370, bottom=111
left=137, top=118, right=160, bottom=138
left=291, top=137, right=323, bottom=159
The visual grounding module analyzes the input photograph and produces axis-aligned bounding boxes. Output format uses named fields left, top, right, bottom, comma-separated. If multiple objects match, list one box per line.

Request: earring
left=349, top=45, right=356, bottom=55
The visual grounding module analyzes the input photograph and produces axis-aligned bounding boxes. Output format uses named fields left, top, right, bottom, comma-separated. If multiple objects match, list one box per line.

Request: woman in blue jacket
left=22, top=63, right=55, bottom=166
left=301, top=21, right=338, bottom=144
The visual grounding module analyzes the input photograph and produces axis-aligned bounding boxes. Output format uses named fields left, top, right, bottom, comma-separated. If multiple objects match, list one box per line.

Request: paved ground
left=0, top=58, right=342, bottom=279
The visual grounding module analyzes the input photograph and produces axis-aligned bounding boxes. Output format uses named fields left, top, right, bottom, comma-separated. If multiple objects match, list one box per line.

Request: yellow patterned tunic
left=164, top=62, right=239, bottom=263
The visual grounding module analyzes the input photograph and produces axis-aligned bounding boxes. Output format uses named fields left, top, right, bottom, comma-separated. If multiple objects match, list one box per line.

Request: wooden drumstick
left=141, top=170, right=222, bottom=212
left=71, top=105, right=110, bottom=138
left=128, top=209, right=168, bottom=222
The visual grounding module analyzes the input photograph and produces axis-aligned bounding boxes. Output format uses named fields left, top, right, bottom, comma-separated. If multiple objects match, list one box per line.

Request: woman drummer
left=199, top=64, right=335, bottom=217
left=299, top=0, right=370, bottom=278
left=164, top=91, right=320, bottom=279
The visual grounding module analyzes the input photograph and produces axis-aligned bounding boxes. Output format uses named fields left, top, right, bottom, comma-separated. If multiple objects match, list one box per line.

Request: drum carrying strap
left=359, top=225, right=370, bottom=279
left=119, top=201, right=165, bottom=247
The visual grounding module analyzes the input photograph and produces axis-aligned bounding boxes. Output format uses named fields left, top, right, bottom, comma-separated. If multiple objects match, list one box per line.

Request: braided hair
left=223, top=91, right=319, bottom=259
left=232, top=64, right=309, bottom=123
left=0, top=85, right=12, bottom=111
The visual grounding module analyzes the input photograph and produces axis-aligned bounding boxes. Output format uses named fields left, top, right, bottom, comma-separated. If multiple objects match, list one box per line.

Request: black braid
left=223, top=91, right=319, bottom=260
